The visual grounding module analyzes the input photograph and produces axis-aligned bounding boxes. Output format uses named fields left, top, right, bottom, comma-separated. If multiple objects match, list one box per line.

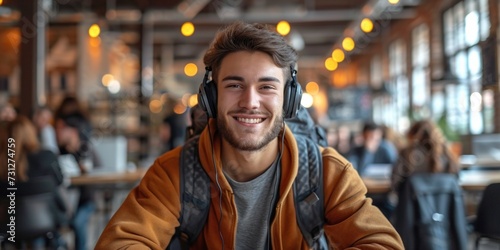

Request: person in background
left=335, top=124, right=354, bottom=156
left=390, top=119, right=460, bottom=195
left=159, top=112, right=187, bottom=153
left=389, top=119, right=464, bottom=248
left=33, top=106, right=60, bottom=155
left=0, top=102, right=17, bottom=122
left=0, top=115, right=68, bottom=249
left=347, top=121, right=398, bottom=218
left=54, top=95, right=90, bottom=122
left=348, top=121, right=398, bottom=176
left=54, top=95, right=100, bottom=250
left=326, top=126, right=338, bottom=149
left=381, top=124, right=406, bottom=152
left=95, top=21, right=403, bottom=249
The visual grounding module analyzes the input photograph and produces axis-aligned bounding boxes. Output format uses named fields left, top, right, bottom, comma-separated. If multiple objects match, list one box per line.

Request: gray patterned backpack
left=170, top=105, right=329, bottom=249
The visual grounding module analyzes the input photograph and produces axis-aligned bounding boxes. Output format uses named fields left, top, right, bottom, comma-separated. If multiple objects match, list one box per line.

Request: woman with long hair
left=391, top=119, right=460, bottom=193
left=0, top=115, right=68, bottom=248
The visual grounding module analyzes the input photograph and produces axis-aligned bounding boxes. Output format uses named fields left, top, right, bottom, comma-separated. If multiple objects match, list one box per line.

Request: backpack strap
left=293, top=135, right=328, bottom=249
left=177, top=136, right=211, bottom=247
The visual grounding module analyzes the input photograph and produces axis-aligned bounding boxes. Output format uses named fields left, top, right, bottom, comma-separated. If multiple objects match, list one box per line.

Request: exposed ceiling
left=1, top=0, right=421, bottom=68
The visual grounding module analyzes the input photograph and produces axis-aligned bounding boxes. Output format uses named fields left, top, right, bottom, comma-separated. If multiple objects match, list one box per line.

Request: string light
left=101, top=74, right=114, bottom=86
left=276, top=21, right=291, bottom=36
left=360, top=18, right=374, bottom=33
left=88, top=24, right=101, bottom=38
left=184, top=63, right=198, bottom=76
left=306, top=81, right=320, bottom=95
left=342, top=37, right=355, bottom=51
left=181, top=22, right=195, bottom=37
left=149, top=99, right=162, bottom=113
left=189, top=94, right=198, bottom=107
left=324, top=58, right=338, bottom=71
left=332, top=49, right=345, bottom=63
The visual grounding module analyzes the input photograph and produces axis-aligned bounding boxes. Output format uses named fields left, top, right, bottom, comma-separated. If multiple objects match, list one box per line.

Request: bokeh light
left=88, top=24, right=100, bottom=38
left=324, top=58, right=338, bottom=71
left=360, top=18, right=374, bottom=33
left=181, top=22, right=195, bottom=37
left=276, top=20, right=291, bottom=36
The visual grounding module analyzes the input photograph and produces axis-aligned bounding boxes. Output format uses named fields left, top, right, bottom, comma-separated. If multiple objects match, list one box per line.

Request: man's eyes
left=224, top=84, right=277, bottom=90
left=261, top=85, right=276, bottom=90
left=226, top=84, right=242, bottom=89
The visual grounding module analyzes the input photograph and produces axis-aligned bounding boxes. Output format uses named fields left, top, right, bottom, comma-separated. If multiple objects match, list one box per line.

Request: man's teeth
left=237, top=117, right=262, bottom=124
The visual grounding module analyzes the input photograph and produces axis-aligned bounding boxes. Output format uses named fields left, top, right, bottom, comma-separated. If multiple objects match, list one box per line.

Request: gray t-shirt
left=224, top=158, right=279, bottom=250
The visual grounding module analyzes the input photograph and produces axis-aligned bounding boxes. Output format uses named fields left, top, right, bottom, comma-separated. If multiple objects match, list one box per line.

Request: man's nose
left=239, top=87, right=260, bottom=110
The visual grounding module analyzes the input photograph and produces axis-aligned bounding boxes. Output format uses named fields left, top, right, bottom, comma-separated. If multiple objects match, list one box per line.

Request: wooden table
left=458, top=169, right=500, bottom=191
left=68, top=167, right=148, bottom=244
left=70, top=168, right=148, bottom=186
left=362, top=169, right=500, bottom=194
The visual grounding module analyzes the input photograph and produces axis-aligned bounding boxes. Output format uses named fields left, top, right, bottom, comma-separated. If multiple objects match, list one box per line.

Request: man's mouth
left=235, top=117, right=264, bottom=124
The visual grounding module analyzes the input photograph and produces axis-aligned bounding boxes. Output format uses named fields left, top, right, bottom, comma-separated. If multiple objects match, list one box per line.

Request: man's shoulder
left=320, top=146, right=351, bottom=169
left=155, top=146, right=184, bottom=168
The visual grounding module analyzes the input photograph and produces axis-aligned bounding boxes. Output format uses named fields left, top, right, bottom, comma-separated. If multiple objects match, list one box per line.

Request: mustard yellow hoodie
left=96, top=121, right=403, bottom=249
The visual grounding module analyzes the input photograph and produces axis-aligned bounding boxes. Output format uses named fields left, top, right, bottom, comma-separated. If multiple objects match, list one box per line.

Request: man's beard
left=217, top=112, right=283, bottom=151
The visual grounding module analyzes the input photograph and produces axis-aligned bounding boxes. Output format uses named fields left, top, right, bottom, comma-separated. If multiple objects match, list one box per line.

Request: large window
left=387, top=39, right=409, bottom=132
left=442, top=0, right=490, bottom=135
left=411, top=24, right=430, bottom=120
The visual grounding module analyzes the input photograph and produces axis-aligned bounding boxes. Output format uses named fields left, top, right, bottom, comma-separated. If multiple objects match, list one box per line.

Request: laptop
left=90, top=136, right=128, bottom=173
left=58, top=154, right=81, bottom=177
left=362, top=164, right=393, bottom=179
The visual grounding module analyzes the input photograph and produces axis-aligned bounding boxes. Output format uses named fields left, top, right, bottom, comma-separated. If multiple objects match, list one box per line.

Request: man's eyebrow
left=220, top=75, right=281, bottom=83
left=258, top=76, right=281, bottom=83
left=221, top=75, right=244, bottom=82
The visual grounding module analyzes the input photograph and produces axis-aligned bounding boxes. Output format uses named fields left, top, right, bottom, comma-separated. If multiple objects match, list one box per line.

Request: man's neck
left=221, top=139, right=279, bottom=182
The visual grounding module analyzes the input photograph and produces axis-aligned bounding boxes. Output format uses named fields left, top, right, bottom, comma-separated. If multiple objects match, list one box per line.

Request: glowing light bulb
left=181, top=22, right=195, bottom=37
left=184, top=63, right=198, bottom=77
left=342, top=37, right=355, bottom=52
left=276, top=21, right=291, bottom=36
left=88, top=24, right=101, bottom=38
left=360, top=18, right=374, bottom=33
left=324, top=58, right=338, bottom=71
left=332, top=49, right=345, bottom=63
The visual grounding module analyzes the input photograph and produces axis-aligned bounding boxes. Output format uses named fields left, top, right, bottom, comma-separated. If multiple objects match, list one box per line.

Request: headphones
left=198, top=66, right=302, bottom=119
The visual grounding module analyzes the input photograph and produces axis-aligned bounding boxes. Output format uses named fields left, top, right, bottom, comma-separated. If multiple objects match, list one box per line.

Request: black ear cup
left=198, top=68, right=218, bottom=118
left=283, top=69, right=302, bottom=119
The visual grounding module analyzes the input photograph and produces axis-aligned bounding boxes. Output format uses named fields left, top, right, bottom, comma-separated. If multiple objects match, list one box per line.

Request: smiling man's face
left=216, top=50, right=285, bottom=151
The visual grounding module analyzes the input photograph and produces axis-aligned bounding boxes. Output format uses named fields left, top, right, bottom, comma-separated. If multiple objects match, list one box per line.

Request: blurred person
left=389, top=119, right=464, bottom=249
left=54, top=95, right=89, bottom=121
left=347, top=121, right=398, bottom=219
left=381, top=124, right=406, bottom=152
left=159, top=112, right=188, bottom=153
left=335, top=124, right=354, bottom=156
left=0, top=102, right=17, bottom=122
left=33, top=106, right=59, bottom=154
left=55, top=112, right=100, bottom=250
left=390, top=119, right=460, bottom=195
left=348, top=121, right=398, bottom=176
left=0, top=115, right=68, bottom=249
left=326, top=126, right=338, bottom=148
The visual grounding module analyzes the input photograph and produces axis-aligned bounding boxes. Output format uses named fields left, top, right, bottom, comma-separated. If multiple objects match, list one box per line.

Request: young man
left=96, top=21, right=403, bottom=249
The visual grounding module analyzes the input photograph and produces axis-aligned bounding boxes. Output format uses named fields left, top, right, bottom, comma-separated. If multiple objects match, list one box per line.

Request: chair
left=474, top=183, right=500, bottom=250
left=0, top=177, right=59, bottom=247
left=393, top=173, right=468, bottom=250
